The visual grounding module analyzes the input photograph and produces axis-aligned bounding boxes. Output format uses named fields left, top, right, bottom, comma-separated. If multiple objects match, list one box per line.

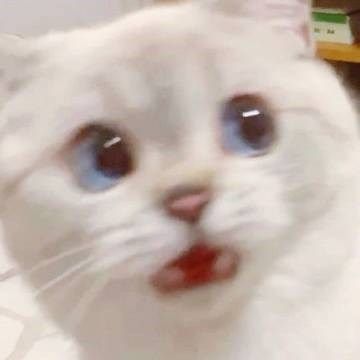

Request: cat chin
left=150, top=279, right=243, bottom=324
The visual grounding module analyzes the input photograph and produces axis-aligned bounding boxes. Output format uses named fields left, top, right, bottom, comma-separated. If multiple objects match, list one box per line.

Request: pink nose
left=164, top=186, right=211, bottom=224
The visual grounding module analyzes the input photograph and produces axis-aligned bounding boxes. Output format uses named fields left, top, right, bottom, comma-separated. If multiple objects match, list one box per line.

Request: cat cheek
left=83, top=220, right=191, bottom=279
left=202, top=185, right=292, bottom=250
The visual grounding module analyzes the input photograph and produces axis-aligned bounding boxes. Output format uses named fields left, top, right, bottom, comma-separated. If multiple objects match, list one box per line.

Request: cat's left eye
left=68, top=124, right=134, bottom=191
left=221, top=95, right=276, bottom=156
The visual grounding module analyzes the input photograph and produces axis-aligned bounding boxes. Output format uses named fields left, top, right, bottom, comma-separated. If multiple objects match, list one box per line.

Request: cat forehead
left=8, top=9, right=278, bottom=110
left=43, top=4, right=297, bottom=77
left=0, top=4, right=310, bottom=160
left=37, top=5, right=297, bottom=111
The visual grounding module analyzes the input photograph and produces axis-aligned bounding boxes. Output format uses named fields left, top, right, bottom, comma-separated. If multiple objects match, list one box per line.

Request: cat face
left=0, top=1, right=358, bottom=320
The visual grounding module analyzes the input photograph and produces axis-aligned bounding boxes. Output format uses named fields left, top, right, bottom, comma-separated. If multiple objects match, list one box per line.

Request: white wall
left=0, top=0, right=151, bottom=36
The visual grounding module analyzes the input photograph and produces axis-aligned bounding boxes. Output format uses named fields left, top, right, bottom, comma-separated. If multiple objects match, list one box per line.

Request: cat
left=1, top=0, right=360, bottom=359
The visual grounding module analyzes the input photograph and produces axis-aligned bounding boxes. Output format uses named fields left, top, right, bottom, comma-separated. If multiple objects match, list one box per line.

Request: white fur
left=1, top=1, right=360, bottom=359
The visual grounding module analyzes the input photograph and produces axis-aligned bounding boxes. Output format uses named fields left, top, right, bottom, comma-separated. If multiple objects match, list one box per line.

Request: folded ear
left=0, top=34, right=33, bottom=106
left=205, top=0, right=314, bottom=55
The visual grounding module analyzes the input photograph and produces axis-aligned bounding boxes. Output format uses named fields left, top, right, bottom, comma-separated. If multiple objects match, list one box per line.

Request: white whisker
left=24, top=228, right=156, bottom=278
left=104, top=239, right=168, bottom=262
left=26, top=243, right=97, bottom=276
left=67, top=274, right=110, bottom=331
left=98, top=240, right=171, bottom=278
left=51, top=263, right=91, bottom=303
left=34, top=237, right=166, bottom=297
left=35, top=257, right=94, bottom=297
left=92, top=225, right=160, bottom=245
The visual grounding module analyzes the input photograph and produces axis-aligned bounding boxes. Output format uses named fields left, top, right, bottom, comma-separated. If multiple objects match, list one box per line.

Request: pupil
left=222, top=95, right=275, bottom=155
left=94, top=131, right=132, bottom=177
left=241, top=111, right=269, bottom=148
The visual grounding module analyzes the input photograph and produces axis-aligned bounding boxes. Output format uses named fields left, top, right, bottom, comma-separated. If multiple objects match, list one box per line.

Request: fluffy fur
left=1, top=1, right=360, bottom=359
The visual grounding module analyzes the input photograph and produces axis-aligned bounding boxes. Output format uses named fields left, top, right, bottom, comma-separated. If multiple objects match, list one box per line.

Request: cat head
left=0, top=0, right=358, bottom=323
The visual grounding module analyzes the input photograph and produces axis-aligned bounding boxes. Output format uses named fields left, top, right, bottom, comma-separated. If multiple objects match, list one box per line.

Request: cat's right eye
left=68, top=124, right=134, bottom=191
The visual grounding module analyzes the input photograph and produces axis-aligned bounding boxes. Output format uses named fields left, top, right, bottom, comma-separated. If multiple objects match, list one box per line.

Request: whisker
left=24, top=228, right=157, bottom=278
left=35, top=256, right=94, bottom=298
left=90, top=223, right=160, bottom=244
left=103, top=238, right=168, bottom=263
left=97, top=240, right=171, bottom=279
left=0, top=242, right=97, bottom=283
left=25, top=243, right=97, bottom=276
left=66, top=273, right=110, bottom=331
left=52, top=263, right=91, bottom=301
left=56, top=243, right=168, bottom=330
left=33, top=237, right=163, bottom=298
left=51, top=241, right=166, bottom=314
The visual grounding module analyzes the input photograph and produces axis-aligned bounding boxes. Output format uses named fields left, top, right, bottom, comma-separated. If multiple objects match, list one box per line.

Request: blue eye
left=221, top=95, right=275, bottom=156
left=70, top=125, right=134, bottom=191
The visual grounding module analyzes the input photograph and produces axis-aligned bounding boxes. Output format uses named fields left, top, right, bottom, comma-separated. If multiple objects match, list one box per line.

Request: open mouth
left=152, top=243, right=240, bottom=294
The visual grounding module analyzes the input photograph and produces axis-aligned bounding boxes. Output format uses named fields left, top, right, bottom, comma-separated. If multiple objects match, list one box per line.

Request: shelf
left=317, top=42, right=360, bottom=63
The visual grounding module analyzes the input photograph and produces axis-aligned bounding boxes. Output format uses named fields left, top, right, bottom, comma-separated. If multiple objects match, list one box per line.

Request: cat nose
left=164, top=186, right=211, bottom=224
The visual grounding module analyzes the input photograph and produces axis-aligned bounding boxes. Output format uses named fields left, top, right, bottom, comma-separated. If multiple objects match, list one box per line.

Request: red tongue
left=152, top=244, right=239, bottom=294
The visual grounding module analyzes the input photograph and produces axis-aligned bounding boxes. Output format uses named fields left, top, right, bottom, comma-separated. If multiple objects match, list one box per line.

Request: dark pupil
left=240, top=109, right=269, bottom=148
left=94, top=130, right=132, bottom=177
left=232, top=99, right=274, bottom=149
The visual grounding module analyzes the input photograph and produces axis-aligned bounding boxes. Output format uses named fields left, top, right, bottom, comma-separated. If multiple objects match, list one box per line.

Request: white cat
left=1, top=1, right=360, bottom=359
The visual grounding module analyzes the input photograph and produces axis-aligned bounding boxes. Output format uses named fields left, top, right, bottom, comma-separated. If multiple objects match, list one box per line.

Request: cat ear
left=0, top=34, right=34, bottom=103
left=0, top=34, right=28, bottom=72
left=204, top=0, right=314, bottom=54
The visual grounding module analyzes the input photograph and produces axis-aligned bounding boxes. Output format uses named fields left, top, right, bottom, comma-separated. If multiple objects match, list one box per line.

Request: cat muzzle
left=151, top=243, right=240, bottom=294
